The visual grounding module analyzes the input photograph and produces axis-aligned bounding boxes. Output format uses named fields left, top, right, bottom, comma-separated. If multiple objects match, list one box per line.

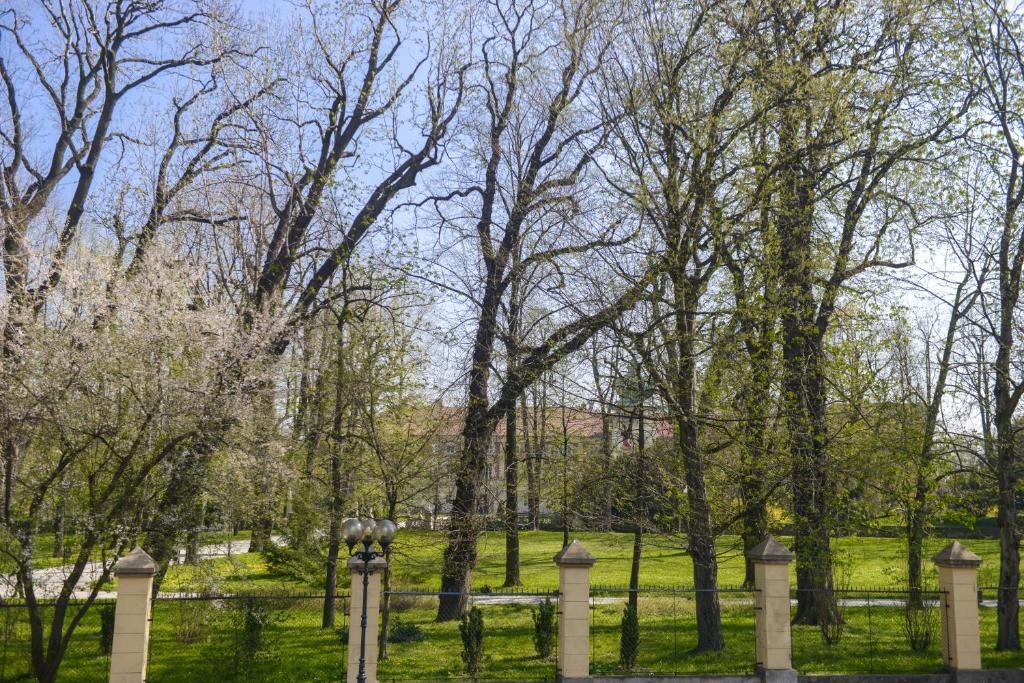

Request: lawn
left=377, top=530, right=1013, bottom=592
left=3, top=530, right=1023, bottom=681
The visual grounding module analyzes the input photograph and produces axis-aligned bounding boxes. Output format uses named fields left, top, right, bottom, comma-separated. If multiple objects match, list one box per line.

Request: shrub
left=98, top=605, right=115, bottom=655
left=817, top=592, right=845, bottom=646
left=176, top=597, right=214, bottom=644
left=903, top=602, right=935, bottom=652
left=231, top=595, right=279, bottom=673
left=389, top=615, right=425, bottom=643
left=619, top=601, right=639, bottom=670
left=532, top=597, right=556, bottom=658
left=460, top=606, right=484, bottom=681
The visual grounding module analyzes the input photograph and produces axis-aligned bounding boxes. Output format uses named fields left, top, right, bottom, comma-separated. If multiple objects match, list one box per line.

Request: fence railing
left=0, top=592, right=351, bottom=683
left=0, top=596, right=117, bottom=682
left=790, top=587, right=947, bottom=675
left=587, top=585, right=757, bottom=677
left=378, top=589, right=558, bottom=682
left=3, top=538, right=1017, bottom=682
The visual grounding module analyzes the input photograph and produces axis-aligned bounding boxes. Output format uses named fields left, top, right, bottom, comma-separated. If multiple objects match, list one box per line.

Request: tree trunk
left=629, top=401, right=646, bottom=613
left=438, top=426, right=491, bottom=620
left=520, top=394, right=534, bottom=531
left=738, top=430, right=769, bottom=589
left=503, top=403, right=521, bottom=587
left=996, top=476, right=1020, bottom=650
left=52, top=483, right=66, bottom=559
left=995, top=370, right=1020, bottom=649
left=733, top=271, right=773, bottom=589
left=249, top=517, right=274, bottom=553
left=628, top=524, right=642, bottom=613
left=995, top=213, right=1022, bottom=649
left=324, top=315, right=350, bottom=629
left=379, top=499, right=397, bottom=660
left=672, top=284, right=725, bottom=651
left=523, top=398, right=538, bottom=532
left=784, top=345, right=836, bottom=625
left=906, top=494, right=925, bottom=608
left=527, top=382, right=546, bottom=530
left=321, top=434, right=344, bottom=628
left=736, top=372, right=770, bottom=588
left=776, top=101, right=836, bottom=626
left=184, top=500, right=205, bottom=565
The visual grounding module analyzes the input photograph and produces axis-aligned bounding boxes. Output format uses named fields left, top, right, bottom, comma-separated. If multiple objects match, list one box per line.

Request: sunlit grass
left=2, top=531, right=1023, bottom=681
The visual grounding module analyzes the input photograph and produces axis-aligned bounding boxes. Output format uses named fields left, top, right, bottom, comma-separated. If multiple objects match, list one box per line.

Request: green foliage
left=619, top=601, right=639, bottom=670
left=175, top=597, right=215, bottom=645
left=172, top=561, right=221, bottom=644
left=459, top=606, right=485, bottom=681
left=263, top=542, right=325, bottom=589
left=230, top=595, right=280, bottom=675
left=97, top=605, right=115, bottom=656
left=388, top=615, right=425, bottom=643
left=531, top=597, right=555, bottom=658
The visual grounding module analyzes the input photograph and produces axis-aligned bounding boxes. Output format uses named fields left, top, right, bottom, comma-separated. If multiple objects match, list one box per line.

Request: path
left=0, top=536, right=284, bottom=600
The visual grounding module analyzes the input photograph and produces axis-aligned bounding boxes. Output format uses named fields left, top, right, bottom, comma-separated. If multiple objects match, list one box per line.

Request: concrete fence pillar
left=748, top=536, right=796, bottom=683
left=347, top=554, right=387, bottom=683
left=554, top=540, right=596, bottom=682
left=933, top=541, right=982, bottom=674
left=109, top=547, right=158, bottom=683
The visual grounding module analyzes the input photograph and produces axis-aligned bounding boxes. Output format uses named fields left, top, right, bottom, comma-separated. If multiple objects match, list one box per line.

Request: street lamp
left=344, top=517, right=397, bottom=683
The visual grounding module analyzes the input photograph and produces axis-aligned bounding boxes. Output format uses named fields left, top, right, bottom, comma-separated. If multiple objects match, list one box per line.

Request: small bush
left=619, top=601, right=639, bottom=670
left=336, top=625, right=349, bottom=645
left=389, top=615, right=426, bottom=643
left=903, top=602, right=935, bottom=652
left=532, top=597, right=556, bottom=658
left=98, top=605, right=115, bottom=655
left=231, top=595, right=279, bottom=673
left=460, top=606, right=484, bottom=681
left=813, top=588, right=845, bottom=646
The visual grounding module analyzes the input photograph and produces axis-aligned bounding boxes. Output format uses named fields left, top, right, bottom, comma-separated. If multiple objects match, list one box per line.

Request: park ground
left=3, top=530, right=1023, bottom=681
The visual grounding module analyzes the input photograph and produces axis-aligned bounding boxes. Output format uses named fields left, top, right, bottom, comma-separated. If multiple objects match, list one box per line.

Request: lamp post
left=343, top=517, right=397, bottom=683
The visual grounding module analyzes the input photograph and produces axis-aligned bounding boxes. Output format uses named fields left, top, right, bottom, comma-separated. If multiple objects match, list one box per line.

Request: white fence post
left=109, top=547, right=158, bottom=683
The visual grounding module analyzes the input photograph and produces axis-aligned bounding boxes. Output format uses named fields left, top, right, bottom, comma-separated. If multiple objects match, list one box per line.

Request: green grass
left=3, top=531, right=1024, bottom=681
left=161, top=553, right=308, bottom=594
left=381, top=530, right=1014, bottom=591
left=6, top=593, right=1019, bottom=681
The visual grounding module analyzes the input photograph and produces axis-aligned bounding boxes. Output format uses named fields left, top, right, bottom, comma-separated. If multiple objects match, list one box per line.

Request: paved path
left=465, top=595, right=1019, bottom=608
left=1, top=536, right=283, bottom=600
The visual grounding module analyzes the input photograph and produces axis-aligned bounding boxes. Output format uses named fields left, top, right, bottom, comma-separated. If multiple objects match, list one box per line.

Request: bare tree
left=431, top=0, right=655, bottom=620
left=600, top=0, right=768, bottom=650
left=959, top=0, right=1024, bottom=650
left=143, top=0, right=467, bottom=577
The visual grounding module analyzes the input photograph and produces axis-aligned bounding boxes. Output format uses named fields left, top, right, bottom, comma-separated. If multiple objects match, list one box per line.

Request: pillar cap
left=554, top=540, right=596, bottom=567
left=348, top=554, right=388, bottom=573
left=113, top=547, right=158, bottom=577
left=932, top=540, right=982, bottom=568
left=747, top=535, right=794, bottom=564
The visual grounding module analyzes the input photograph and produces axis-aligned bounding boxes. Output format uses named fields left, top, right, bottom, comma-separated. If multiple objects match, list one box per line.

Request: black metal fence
left=378, top=588, right=559, bottom=682
left=0, top=592, right=350, bottom=683
left=146, top=592, right=350, bottom=682
left=588, top=585, right=758, bottom=677
left=790, top=587, right=947, bottom=674
left=1, top=585, right=1021, bottom=681
left=0, top=597, right=115, bottom=682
